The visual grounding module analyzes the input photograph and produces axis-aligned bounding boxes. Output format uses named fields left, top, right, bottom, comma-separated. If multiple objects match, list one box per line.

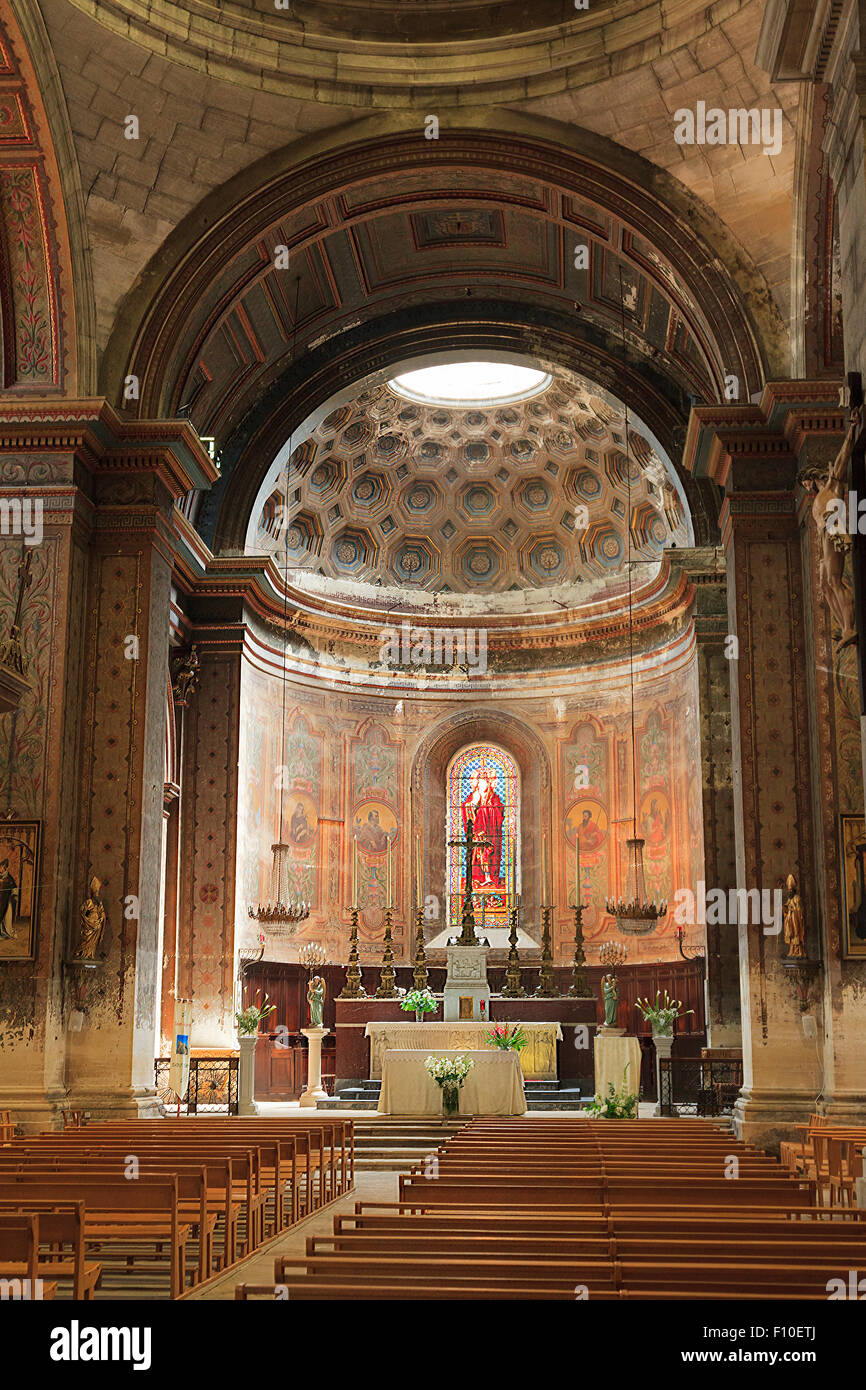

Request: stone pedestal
left=443, top=944, right=490, bottom=1023
left=652, top=1032, right=673, bottom=1117
left=299, top=1026, right=330, bottom=1107
left=237, top=1036, right=259, bottom=1116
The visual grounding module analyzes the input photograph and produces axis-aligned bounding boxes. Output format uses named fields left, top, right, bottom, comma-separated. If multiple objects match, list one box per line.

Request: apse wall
left=235, top=620, right=706, bottom=973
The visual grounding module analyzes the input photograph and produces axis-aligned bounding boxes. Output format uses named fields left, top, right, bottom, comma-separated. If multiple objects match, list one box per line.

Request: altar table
left=378, top=1049, right=527, bottom=1116
left=365, top=1021, right=562, bottom=1079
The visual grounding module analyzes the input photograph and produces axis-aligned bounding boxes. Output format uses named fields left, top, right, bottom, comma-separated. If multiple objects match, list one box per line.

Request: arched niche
left=410, top=707, right=552, bottom=954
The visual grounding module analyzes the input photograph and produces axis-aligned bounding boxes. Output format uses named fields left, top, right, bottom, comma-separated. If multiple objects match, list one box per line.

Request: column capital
left=0, top=398, right=218, bottom=499
left=682, top=383, right=844, bottom=487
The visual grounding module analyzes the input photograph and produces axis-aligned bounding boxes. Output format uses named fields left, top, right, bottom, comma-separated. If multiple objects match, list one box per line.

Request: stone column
left=684, top=400, right=824, bottom=1149
left=237, top=1036, right=260, bottom=1117
left=652, top=1032, right=674, bottom=1118
left=676, top=548, right=739, bottom=1045
left=300, top=1026, right=330, bottom=1107
left=176, top=625, right=244, bottom=1048
left=0, top=402, right=215, bottom=1128
left=65, top=416, right=216, bottom=1120
left=0, top=414, right=89, bottom=1129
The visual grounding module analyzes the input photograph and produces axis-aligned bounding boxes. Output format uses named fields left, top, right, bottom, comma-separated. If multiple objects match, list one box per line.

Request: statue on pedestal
left=601, top=972, right=619, bottom=1028
left=307, top=974, right=325, bottom=1027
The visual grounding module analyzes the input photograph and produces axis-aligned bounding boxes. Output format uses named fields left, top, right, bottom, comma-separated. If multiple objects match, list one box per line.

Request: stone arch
left=411, top=706, right=552, bottom=950
left=101, top=112, right=785, bottom=547
left=0, top=2, right=95, bottom=394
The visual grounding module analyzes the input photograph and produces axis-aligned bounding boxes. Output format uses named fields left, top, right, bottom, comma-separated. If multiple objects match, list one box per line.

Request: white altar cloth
left=364, top=1021, right=562, bottom=1078
left=593, top=1032, right=641, bottom=1108
left=378, top=1048, right=526, bottom=1116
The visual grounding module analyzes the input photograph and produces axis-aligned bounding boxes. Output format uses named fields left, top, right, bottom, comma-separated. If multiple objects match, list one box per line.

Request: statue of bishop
left=74, top=876, right=108, bottom=960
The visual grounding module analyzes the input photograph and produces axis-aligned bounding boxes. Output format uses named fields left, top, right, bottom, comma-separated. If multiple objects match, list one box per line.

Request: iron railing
left=658, top=1056, right=743, bottom=1117
left=154, top=1056, right=239, bottom=1114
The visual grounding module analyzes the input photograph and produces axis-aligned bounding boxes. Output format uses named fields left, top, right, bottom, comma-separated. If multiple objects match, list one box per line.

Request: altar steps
left=320, top=1078, right=589, bottom=1113
left=353, top=1117, right=468, bottom=1172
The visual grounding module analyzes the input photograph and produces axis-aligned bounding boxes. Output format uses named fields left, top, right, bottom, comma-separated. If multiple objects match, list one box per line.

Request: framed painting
left=839, top=813, right=866, bottom=959
left=0, top=819, right=41, bottom=962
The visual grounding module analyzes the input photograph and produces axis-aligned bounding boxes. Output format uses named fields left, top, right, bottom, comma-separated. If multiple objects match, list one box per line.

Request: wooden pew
left=0, top=1201, right=99, bottom=1299
left=0, top=1175, right=188, bottom=1299
left=0, top=1215, right=57, bottom=1300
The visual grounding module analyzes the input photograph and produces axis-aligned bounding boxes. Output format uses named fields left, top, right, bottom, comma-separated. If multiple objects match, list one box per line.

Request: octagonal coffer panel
left=250, top=366, right=690, bottom=591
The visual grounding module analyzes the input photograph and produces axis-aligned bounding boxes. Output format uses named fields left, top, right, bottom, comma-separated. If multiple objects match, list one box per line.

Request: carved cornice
left=683, top=382, right=843, bottom=485
left=65, top=0, right=744, bottom=108
left=0, top=398, right=218, bottom=499
left=170, top=526, right=695, bottom=663
left=756, top=0, right=843, bottom=82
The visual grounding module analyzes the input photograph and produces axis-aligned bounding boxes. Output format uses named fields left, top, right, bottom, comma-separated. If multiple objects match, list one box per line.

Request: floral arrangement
left=234, top=991, right=276, bottom=1037
left=634, top=989, right=693, bottom=1037
left=484, top=1022, right=528, bottom=1052
left=424, top=1054, right=474, bottom=1086
left=584, top=1067, right=638, bottom=1119
left=425, top=1052, right=474, bottom=1114
left=400, top=988, right=437, bottom=1016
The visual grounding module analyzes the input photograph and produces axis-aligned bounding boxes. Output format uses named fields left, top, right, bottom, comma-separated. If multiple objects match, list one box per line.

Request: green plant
left=634, top=989, right=693, bottom=1037
left=234, top=991, right=276, bottom=1036
left=484, top=1022, right=528, bottom=1052
left=400, top=988, right=437, bottom=1014
left=584, top=1067, right=638, bottom=1119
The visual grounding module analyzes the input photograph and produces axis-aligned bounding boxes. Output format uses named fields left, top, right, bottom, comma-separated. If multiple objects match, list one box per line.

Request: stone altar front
left=364, top=1020, right=562, bottom=1078
left=378, top=1048, right=526, bottom=1116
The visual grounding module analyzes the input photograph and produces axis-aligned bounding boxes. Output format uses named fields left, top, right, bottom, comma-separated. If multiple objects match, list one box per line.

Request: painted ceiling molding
left=107, top=120, right=780, bottom=432
left=0, top=8, right=79, bottom=391
left=63, top=0, right=747, bottom=106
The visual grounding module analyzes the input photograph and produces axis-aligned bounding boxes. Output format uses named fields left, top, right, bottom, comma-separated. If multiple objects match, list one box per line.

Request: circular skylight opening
left=390, top=361, right=552, bottom=407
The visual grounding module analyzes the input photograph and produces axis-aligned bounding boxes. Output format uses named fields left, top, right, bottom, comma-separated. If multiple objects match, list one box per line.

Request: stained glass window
left=447, top=743, right=519, bottom=934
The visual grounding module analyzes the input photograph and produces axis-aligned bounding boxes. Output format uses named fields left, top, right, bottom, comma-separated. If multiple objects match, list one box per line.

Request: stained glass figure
left=447, top=743, right=519, bottom=934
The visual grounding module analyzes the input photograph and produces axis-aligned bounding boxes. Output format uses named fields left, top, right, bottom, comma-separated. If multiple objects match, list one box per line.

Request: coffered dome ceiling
left=251, top=365, right=690, bottom=594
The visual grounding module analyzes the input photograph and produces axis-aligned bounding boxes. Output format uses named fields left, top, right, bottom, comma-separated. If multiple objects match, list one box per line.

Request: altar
left=378, top=1048, right=526, bottom=1116
left=364, top=1020, right=562, bottom=1079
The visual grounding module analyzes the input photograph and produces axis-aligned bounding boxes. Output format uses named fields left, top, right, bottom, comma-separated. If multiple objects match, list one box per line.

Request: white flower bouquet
left=424, top=1052, right=474, bottom=1116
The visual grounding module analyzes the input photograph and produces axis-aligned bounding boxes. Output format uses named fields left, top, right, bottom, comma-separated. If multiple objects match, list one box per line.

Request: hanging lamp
left=605, top=269, right=667, bottom=937
left=249, top=277, right=310, bottom=940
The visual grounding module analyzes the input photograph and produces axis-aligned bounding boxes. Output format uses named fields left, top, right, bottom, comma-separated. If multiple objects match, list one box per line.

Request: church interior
left=1, top=0, right=866, bottom=1318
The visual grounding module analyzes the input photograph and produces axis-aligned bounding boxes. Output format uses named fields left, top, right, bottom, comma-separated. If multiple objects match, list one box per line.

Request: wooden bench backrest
left=0, top=1213, right=38, bottom=1286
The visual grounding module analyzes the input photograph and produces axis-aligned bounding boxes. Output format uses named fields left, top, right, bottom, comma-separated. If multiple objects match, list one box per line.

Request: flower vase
left=442, top=1085, right=460, bottom=1117
left=415, top=1009, right=424, bottom=1023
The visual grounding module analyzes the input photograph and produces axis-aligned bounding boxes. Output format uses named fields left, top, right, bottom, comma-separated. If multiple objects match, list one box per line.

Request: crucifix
left=447, top=818, right=492, bottom=946
left=0, top=546, right=33, bottom=677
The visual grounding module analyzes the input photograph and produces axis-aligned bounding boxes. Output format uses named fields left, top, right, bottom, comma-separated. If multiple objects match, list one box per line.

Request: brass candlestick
left=412, top=905, right=428, bottom=992
left=500, top=895, right=525, bottom=998
left=567, top=891, right=592, bottom=998
left=534, top=903, right=559, bottom=997
left=598, top=939, right=627, bottom=974
left=337, top=907, right=366, bottom=999
left=375, top=908, right=398, bottom=997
